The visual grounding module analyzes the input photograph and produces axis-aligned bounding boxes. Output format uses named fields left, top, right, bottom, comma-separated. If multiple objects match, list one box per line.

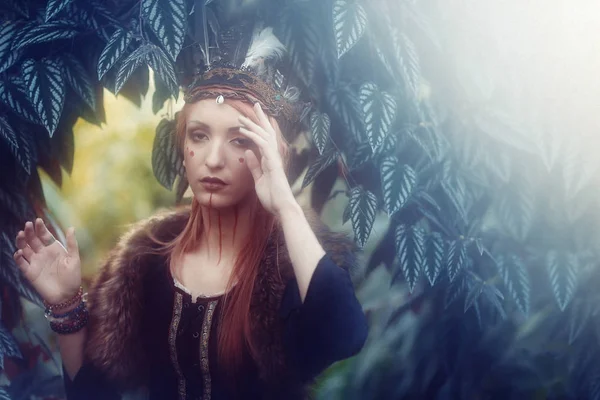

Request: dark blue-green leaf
left=22, top=58, right=65, bottom=136
left=347, top=186, right=377, bottom=248
left=278, top=2, right=319, bottom=86
left=114, top=45, right=149, bottom=95
left=62, top=55, right=95, bottom=111
left=0, top=116, right=18, bottom=153
left=394, top=224, right=425, bottom=292
left=327, top=84, right=364, bottom=142
left=424, top=232, right=445, bottom=286
left=0, top=23, right=23, bottom=73
left=309, top=111, right=330, bottom=155
left=142, top=0, right=186, bottom=61
left=380, top=157, right=416, bottom=216
left=145, top=44, right=179, bottom=98
left=152, top=118, right=179, bottom=190
left=45, top=0, right=73, bottom=21
left=301, top=148, right=338, bottom=189
left=568, top=300, right=591, bottom=345
left=496, top=254, right=530, bottom=316
left=359, top=82, right=397, bottom=151
left=546, top=250, right=578, bottom=311
left=446, top=239, right=466, bottom=283
left=333, top=0, right=367, bottom=59
left=0, top=78, right=40, bottom=123
left=97, top=28, right=134, bottom=80
left=13, top=22, right=79, bottom=50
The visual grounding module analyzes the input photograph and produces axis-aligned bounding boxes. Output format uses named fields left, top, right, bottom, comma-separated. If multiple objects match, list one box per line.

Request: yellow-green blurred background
left=40, top=77, right=185, bottom=278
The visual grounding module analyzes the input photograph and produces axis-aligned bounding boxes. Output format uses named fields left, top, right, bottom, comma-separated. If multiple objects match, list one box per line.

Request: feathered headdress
left=182, top=14, right=307, bottom=130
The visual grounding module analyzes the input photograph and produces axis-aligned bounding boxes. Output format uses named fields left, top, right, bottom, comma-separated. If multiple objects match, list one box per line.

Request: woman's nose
left=205, top=142, right=225, bottom=168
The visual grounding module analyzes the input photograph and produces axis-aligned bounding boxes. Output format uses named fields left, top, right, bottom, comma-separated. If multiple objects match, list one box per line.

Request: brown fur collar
left=84, top=205, right=358, bottom=394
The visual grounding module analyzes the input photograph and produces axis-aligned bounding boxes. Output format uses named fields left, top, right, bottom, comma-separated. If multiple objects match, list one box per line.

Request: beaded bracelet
left=44, top=299, right=87, bottom=321
left=49, top=307, right=89, bottom=335
left=44, top=286, right=83, bottom=313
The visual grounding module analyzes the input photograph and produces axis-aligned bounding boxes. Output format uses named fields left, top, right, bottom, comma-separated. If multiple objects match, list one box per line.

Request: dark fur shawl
left=83, top=205, right=358, bottom=395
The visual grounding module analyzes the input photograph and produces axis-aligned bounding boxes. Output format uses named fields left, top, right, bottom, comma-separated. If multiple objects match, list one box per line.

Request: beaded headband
left=183, top=66, right=302, bottom=124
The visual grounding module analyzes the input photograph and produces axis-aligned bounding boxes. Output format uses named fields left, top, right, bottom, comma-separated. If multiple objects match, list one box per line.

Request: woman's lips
left=201, top=181, right=227, bottom=191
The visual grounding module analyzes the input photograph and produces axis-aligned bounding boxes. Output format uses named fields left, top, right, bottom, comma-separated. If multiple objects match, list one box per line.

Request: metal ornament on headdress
left=216, top=95, right=225, bottom=104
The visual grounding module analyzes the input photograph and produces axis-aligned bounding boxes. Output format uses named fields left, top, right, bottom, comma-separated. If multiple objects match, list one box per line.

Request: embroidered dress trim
left=169, top=292, right=187, bottom=399
left=200, top=300, right=218, bottom=400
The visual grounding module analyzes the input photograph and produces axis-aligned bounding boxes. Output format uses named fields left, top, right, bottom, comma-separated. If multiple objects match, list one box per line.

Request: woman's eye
left=231, top=138, right=251, bottom=147
left=191, top=132, right=208, bottom=141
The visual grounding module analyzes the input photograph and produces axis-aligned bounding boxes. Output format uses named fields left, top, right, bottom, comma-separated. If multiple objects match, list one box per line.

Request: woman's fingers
left=253, top=103, right=275, bottom=137
left=35, top=218, right=57, bottom=247
left=16, top=232, right=34, bottom=263
left=238, top=115, right=272, bottom=143
left=238, top=126, right=269, bottom=157
left=13, top=250, right=30, bottom=274
left=24, top=221, right=44, bottom=252
left=65, top=227, right=79, bottom=260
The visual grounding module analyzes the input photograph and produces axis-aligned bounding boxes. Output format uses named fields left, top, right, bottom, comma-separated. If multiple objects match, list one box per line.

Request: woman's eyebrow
left=187, top=120, right=210, bottom=130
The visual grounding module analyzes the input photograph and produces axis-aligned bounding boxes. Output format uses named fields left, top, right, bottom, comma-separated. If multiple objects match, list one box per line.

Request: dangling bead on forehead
left=216, top=95, right=225, bottom=104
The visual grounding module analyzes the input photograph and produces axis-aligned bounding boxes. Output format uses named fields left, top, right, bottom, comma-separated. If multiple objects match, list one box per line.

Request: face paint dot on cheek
left=238, top=157, right=244, bottom=163
left=190, top=150, right=194, bottom=157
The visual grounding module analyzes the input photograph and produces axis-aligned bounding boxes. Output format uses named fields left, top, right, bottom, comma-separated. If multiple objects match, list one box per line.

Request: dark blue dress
left=63, top=254, right=368, bottom=399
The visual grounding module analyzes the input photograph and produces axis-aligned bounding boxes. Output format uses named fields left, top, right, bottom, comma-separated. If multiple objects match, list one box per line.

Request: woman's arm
left=278, top=200, right=326, bottom=303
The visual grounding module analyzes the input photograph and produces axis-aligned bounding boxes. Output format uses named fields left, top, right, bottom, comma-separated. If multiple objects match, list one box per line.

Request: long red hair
left=151, top=92, right=291, bottom=389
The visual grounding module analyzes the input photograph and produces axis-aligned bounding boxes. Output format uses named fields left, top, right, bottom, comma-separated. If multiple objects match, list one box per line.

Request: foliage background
left=0, top=0, right=599, bottom=399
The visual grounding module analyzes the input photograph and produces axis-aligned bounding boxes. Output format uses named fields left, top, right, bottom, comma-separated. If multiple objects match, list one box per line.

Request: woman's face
left=182, top=99, right=258, bottom=209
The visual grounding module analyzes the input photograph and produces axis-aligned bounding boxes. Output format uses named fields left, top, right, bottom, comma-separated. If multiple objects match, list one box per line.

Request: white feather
left=242, top=27, right=286, bottom=76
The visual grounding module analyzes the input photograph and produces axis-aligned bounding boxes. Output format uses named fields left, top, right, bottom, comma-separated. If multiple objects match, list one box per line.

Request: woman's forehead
left=185, top=99, right=242, bottom=128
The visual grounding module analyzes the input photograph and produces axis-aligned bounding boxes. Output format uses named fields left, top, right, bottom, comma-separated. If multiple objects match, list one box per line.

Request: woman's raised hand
left=13, top=219, right=82, bottom=305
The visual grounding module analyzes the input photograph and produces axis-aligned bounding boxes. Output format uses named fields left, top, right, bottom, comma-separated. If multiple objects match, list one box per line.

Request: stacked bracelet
left=44, top=288, right=89, bottom=335
left=44, top=286, right=83, bottom=313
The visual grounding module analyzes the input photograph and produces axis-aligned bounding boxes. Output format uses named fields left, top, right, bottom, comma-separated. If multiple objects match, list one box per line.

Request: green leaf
left=380, top=157, right=416, bottom=216
left=309, top=111, right=330, bottom=155
left=424, top=232, right=445, bottom=286
left=21, top=58, right=66, bottom=136
left=301, top=148, right=338, bottom=189
left=13, top=21, right=79, bottom=49
left=347, top=187, right=377, bottom=248
left=472, top=108, right=538, bottom=154
left=496, top=254, right=530, bottom=316
left=546, top=250, right=578, bottom=311
left=359, top=82, right=397, bottom=151
left=0, top=78, right=39, bottom=124
left=563, top=138, right=599, bottom=200
left=0, top=22, right=23, bottom=73
left=142, top=0, right=186, bottom=61
left=347, top=141, right=373, bottom=171
left=394, top=225, right=425, bottom=292
left=45, top=0, right=73, bottom=21
left=97, top=28, right=134, bottom=80
left=62, top=55, right=95, bottom=111
left=333, top=0, right=367, bottom=59
left=152, top=118, right=180, bottom=190
left=446, top=240, right=466, bottom=283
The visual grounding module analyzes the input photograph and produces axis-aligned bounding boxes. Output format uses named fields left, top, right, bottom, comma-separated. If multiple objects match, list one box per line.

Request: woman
left=12, top=65, right=369, bottom=399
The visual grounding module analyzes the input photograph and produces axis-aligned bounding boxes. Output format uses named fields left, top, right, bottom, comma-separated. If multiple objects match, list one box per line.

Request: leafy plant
left=0, top=0, right=598, bottom=399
